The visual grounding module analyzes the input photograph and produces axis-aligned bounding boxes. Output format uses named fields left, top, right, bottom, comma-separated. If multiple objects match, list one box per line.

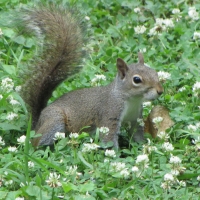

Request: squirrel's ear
left=138, top=52, right=144, bottom=65
left=117, top=58, right=129, bottom=79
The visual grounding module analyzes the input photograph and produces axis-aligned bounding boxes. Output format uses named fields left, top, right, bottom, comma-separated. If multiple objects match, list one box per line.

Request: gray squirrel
left=18, top=4, right=163, bottom=148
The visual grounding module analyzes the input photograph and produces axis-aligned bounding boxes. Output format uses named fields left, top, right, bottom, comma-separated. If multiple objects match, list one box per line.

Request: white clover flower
left=193, top=82, right=200, bottom=96
left=6, top=112, right=18, bottom=120
left=85, top=16, right=90, bottom=21
left=178, top=180, right=186, bottom=187
left=8, top=146, right=18, bottom=152
left=15, top=85, right=22, bottom=92
left=1, top=77, right=14, bottom=92
left=5, top=179, right=13, bottom=186
left=143, top=144, right=157, bottom=154
left=91, top=74, right=106, bottom=85
left=0, top=136, right=5, bottom=147
left=178, top=86, right=186, bottom=92
left=161, top=173, right=177, bottom=190
left=193, top=32, right=200, bottom=40
left=188, top=7, right=199, bottom=21
left=172, top=9, right=182, bottom=21
left=120, top=168, right=130, bottom=179
left=152, top=116, right=163, bottom=124
left=149, top=26, right=160, bottom=36
left=149, top=17, right=174, bottom=36
left=172, top=8, right=180, bottom=14
left=99, top=126, right=109, bottom=134
left=66, top=165, right=78, bottom=175
left=95, top=74, right=106, bottom=81
left=157, top=131, right=169, bottom=140
left=134, top=25, right=146, bottom=34
left=53, top=132, right=65, bottom=140
left=110, top=162, right=126, bottom=172
left=1, top=77, right=13, bottom=85
left=171, top=169, right=180, bottom=176
left=105, top=149, right=116, bottom=158
left=187, top=124, right=197, bottom=132
left=0, top=94, right=3, bottom=100
left=136, top=154, right=149, bottom=163
left=17, top=135, right=26, bottom=144
left=197, top=175, right=200, bottom=181
left=10, top=99, right=20, bottom=105
left=169, top=155, right=182, bottom=164
left=143, top=101, right=152, bottom=107
left=19, top=183, right=27, bottom=188
left=69, top=165, right=78, bottom=171
left=104, top=158, right=110, bottom=163
left=15, top=198, right=25, bottom=200
left=164, top=173, right=174, bottom=182
left=135, top=154, right=149, bottom=168
left=46, top=172, right=62, bottom=188
left=90, top=138, right=93, bottom=143
left=158, top=71, right=171, bottom=81
left=28, top=161, right=35, bottom=168
left=163, top=19, right=174, bottom=28
left=142, top=138, right=157, bottom=154
left=4, top=171, right=8, bottom=176
left=132, top=166, right=139, bottom=172
left=134, top=7, right=141, bottom=13
left=155, top=18, right=165, bottom=26
left=69, top=132, right=79, bottom=139
left=82, top=143, right=100, bottom=152
left=115, top=162, right=126, bottom=171
left=161, top=182, right=170, bottom=190
left=9, top=96, right=20, bottom=105
left=20, top=182, right=25, bottom=187
left=162, top=142, right=174, bottom=152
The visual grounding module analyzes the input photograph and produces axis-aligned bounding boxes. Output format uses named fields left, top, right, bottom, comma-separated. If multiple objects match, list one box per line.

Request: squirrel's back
left=18, top=4, right=87, bottom=128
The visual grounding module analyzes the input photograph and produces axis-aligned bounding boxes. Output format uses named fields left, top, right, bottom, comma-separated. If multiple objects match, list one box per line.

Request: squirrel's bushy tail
left=18, top=4, right=86, bottom=127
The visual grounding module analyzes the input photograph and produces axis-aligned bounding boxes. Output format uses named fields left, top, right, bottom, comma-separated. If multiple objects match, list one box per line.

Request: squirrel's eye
left=133, top=76, right=142, bottom=84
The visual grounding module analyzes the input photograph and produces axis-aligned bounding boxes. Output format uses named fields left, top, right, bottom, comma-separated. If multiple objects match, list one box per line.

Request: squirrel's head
left=116, top=52, right=163, bottom=101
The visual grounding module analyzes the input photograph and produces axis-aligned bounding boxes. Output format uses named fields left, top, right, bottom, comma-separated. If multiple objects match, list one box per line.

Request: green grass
left=0, top=0, right=200, bottom=199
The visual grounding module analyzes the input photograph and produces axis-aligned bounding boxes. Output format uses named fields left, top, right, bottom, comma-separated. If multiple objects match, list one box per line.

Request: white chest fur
left=120, top=97, right=143, bottom=123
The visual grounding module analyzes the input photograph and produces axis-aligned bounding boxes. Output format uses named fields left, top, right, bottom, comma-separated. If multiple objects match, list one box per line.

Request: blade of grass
left=24, top=116, right=32, bottom=183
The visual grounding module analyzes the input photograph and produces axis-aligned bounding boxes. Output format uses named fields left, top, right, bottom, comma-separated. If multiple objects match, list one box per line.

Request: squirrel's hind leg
left=32, top=106, right=66, bottom=147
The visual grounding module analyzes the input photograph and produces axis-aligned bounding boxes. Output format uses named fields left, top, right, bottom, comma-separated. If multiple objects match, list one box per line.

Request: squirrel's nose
left=156, top=84, right=164, bottom=96
left=157, top=90, right=163, bottom=95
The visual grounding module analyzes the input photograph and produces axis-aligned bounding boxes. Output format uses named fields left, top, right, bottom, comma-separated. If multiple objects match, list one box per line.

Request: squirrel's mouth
left=143, top=89, right=160, bottom=101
